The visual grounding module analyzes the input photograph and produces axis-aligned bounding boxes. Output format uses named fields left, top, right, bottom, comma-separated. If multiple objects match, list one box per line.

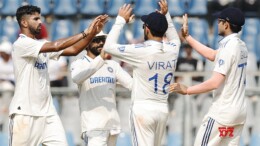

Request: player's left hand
left=181, top=14, right=189, bottom=38
left=118, top=4, right=134, bottom=23
left=169, top=83, right=188, bottom=95
left=156, top=0, right=168, bottom=15
left=86, top=14, right=109, bottom=36
left=94, top=14, right=109, bottom=35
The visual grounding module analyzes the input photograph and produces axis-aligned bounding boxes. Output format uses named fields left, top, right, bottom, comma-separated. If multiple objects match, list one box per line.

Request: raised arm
left=61, top=15, right=108, bottom=56
left=157, top=0, right=180, bottom=46
left=70, top=55, right=106, bottom=84
left=170, top=72, right=225, bottom=95
left=182, top=14, right=216, bottom=61
left=40, top=15, right=108, bottom=56
left=103, top=4, right=134, bottom=53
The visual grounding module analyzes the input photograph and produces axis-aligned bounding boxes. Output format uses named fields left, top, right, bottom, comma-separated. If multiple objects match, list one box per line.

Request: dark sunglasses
left=92, top=37, right=106, bottom=43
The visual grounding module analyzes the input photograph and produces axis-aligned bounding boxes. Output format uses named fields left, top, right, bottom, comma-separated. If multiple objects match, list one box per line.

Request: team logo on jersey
left=107, top=67, right=113, bottom=73
left=218, top=59, right=224, bottom=67
left=218, top=127, right=234, bottom=138
left=118, top=46, right=125, bottom=52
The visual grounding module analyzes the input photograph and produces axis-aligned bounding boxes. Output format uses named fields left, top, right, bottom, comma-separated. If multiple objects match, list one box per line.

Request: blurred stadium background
left=0, top=0, right=260, bottom=146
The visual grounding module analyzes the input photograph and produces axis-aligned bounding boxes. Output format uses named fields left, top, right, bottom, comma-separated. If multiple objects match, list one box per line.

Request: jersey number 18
left=149, top=72, right=173, bottom=94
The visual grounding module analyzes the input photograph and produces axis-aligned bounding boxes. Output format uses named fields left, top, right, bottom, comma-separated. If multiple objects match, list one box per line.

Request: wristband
left=81, top=31, right=87, bottom=39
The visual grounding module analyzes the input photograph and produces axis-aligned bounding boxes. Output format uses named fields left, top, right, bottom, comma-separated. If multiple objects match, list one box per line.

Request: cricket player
left=171, top=7, right=248, bottom=146
left=103, top=1, right=181, bottom=146
left=70, top=31, right=132, bottom=146
left=9, top=5, right=108, bottom=146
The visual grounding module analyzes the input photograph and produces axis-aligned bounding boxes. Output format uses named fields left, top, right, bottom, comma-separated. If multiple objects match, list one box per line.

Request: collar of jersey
left=219, top=33, right=238, bottom=45
left=19, top=34, right=27, bottom=38
left=144, top=40, right=163, bottom=46
left=84, top=55, right=92, bottom=62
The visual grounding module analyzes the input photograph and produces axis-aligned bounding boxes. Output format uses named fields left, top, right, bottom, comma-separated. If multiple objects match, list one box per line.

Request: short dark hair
left=229, top=23, right=242, bottom=33
left=148, top=28, right=165, bottom=37
left=16, top=5, right=41, bottom=26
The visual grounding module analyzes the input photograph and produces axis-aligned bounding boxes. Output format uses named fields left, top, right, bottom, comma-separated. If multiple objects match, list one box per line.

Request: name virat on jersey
left=147, top=59, right=177, bottom=70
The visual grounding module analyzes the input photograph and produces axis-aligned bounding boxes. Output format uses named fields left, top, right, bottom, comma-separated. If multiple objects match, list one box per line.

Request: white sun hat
left=0, top=40, right=12, bottom=54
left=95, top=31, right=107, bottom=37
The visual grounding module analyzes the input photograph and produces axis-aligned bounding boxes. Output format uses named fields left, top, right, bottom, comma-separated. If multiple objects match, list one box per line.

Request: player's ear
left=146, top=27, right=151, bottom=35
left=21, top=18, right=28, bottom=28
left=225, top=22, right=230, bottom=30
left=144, top=26, right=149, bottom=33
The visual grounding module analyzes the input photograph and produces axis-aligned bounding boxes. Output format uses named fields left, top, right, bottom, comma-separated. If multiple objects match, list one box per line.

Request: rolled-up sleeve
left=70, top=56, right=105, bottom=84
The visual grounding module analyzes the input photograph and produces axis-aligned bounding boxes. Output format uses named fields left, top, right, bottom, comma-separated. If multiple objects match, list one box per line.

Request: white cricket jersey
left=208, top=33, right=248, bottom=125
left=104, top=13, right=181, bottom=104
left=9, top=34, right=62, bottom=116
left=70, top=55, right=132, bottom=134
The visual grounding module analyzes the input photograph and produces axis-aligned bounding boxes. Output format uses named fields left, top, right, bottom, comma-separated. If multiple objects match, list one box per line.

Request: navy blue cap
left=216, top=7, right=245, bottom=27
left=141, top=12, right=168, bottom=34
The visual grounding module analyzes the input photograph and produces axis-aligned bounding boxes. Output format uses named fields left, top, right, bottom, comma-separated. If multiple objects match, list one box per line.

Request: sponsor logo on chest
left=34, top=54, right=48, bottom=70
left=34, top=61, right=47, bottom=70
left=89, top=66, right=115, bottom=84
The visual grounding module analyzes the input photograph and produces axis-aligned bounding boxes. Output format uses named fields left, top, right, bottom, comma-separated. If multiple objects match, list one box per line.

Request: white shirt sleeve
left=214, top=47, right=234, bottom=75
left=18, top=37, right=45, bottom=58
left=114, top=62, right=133, bottom=91
left=165, top=12, right=180, bottom=46
left=104, top=16, right=143, bottom=67
left=70, top=55, right=105, bottom=84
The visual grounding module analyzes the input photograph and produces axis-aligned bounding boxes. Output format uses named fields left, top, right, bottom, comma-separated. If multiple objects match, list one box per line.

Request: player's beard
left=29, top=25, right=41, bottom=36
left=89, top=44, right=103, bottom=56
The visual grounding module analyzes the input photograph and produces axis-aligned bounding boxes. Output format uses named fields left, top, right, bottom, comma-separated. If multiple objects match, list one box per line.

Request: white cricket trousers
left=82, top=130, right=118, bottom=146
left=130, top=101, right=169, bottom=146
left=194, top=117, right=244, bottom=146
left=9, top=114, right=68, bottom=146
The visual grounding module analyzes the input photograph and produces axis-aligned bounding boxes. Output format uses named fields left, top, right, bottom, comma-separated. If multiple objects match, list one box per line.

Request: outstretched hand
left=181, top=14, right=189, bottom=38
left=85, top=14, right=109, bottom=36
left=118, top=4, right=134, bottom=23
left=156, top=0, right=168, bottom=15
left=169, top=83, right=188, bottom=95
left=95, top=14, right=109, bottom=34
